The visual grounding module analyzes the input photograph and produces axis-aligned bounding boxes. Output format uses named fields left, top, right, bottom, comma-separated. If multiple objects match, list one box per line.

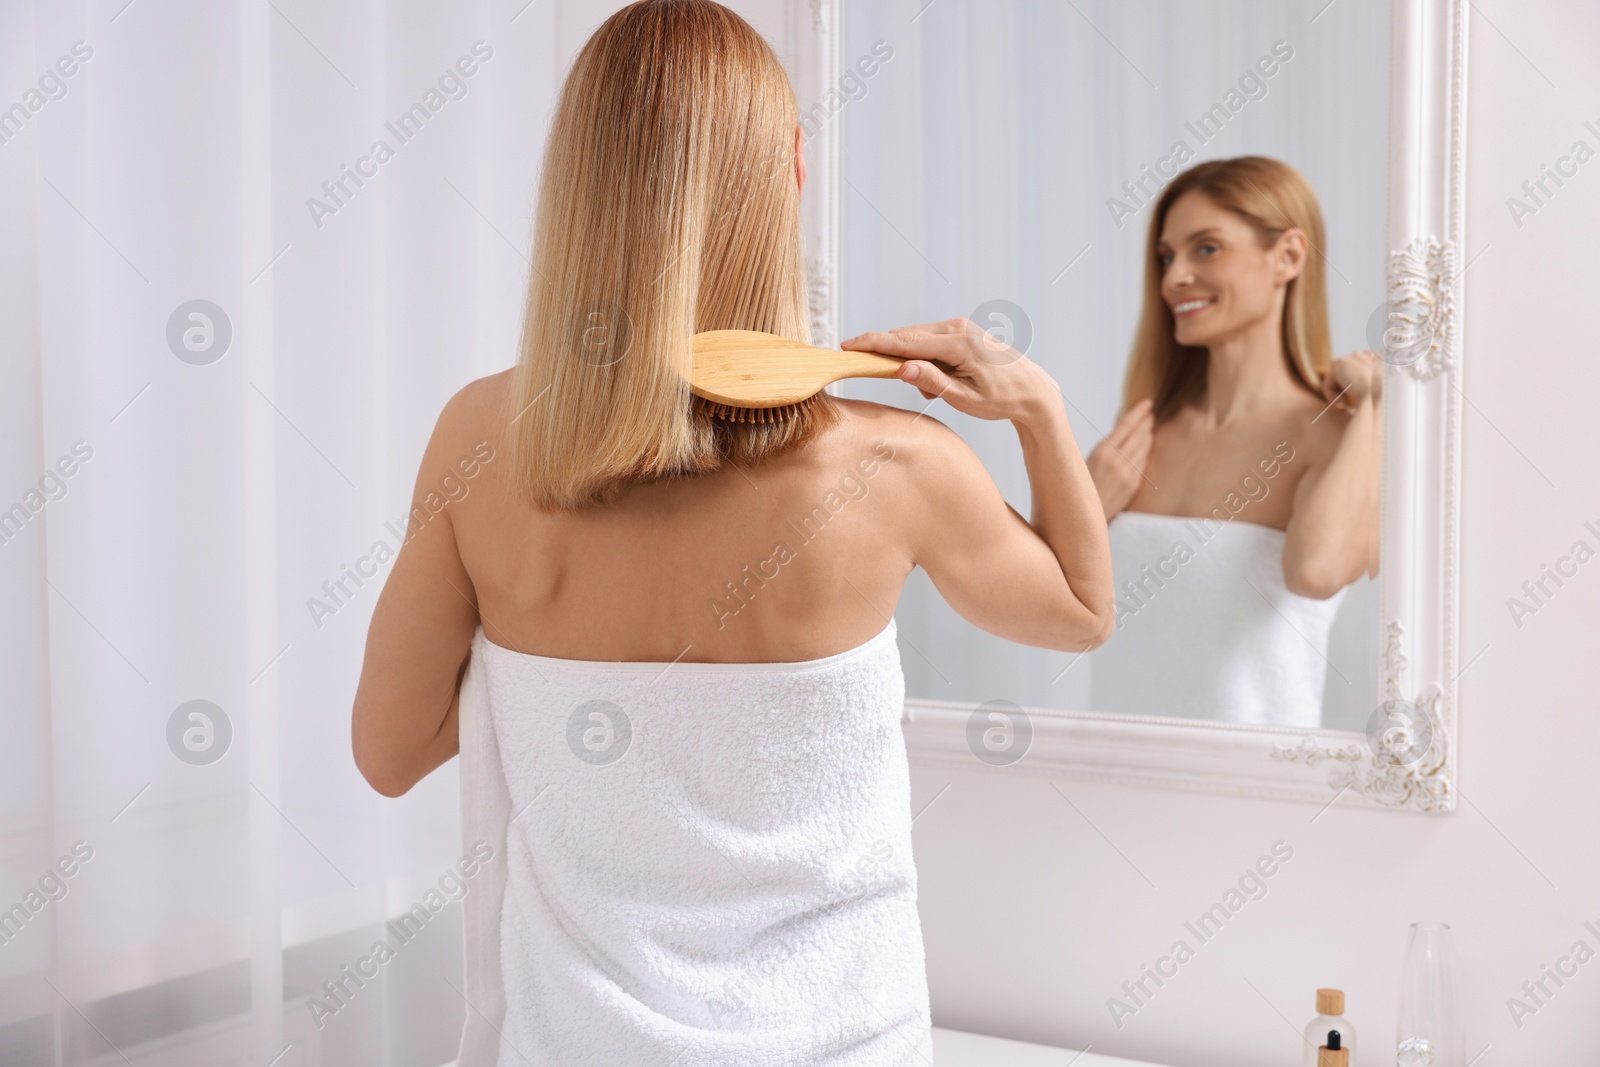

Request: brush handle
left=692, top=330, right=907, bottom=407
left=822, top=352, right=908, bottom=383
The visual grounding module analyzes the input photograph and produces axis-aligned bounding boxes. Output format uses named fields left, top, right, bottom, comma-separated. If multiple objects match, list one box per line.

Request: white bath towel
left=455, top=620, right=931, bottom=1066
left=1090, top=511, right=1348, bottom=727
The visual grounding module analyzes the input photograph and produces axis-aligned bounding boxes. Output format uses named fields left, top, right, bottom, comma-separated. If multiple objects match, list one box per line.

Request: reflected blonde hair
left=510, top=0, right=836, bottom=510
left=1122, top=156, right=1332, bottom=423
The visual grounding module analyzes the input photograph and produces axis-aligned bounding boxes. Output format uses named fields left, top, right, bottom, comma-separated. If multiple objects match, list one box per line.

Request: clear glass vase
left=1396, top=922, right=1463, bottom=1067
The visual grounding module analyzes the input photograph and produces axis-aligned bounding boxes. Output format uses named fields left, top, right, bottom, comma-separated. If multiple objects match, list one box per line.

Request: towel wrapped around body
left=455, top=620, right=931, bottom=1066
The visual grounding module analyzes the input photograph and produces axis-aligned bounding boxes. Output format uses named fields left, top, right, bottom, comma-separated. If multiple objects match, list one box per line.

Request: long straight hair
left=1122, top=156, right=1332, bottom=422
left=509, top=0, right=835, bottom=510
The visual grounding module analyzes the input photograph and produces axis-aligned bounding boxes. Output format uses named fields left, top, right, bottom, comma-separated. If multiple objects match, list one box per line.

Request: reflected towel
left=1090, top=511, right=1348, bottom=727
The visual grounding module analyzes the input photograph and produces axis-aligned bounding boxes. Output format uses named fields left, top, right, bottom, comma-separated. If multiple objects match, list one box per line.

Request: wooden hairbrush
left=691, top=329, right=907, bottom=423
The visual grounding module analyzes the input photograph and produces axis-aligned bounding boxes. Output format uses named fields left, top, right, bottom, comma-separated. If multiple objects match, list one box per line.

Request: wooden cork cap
left=1317, top=988, right=1345, bottom=1015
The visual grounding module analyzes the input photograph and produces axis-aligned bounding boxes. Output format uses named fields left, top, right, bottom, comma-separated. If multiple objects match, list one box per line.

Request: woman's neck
left=1200, top=313, right=1306, bottom=428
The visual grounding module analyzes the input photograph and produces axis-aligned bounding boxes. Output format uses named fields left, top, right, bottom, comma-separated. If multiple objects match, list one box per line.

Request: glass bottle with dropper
left=1304, top=989, right=1356, bottom=1066
left=1317, top=1029, right=1349, bottom=1067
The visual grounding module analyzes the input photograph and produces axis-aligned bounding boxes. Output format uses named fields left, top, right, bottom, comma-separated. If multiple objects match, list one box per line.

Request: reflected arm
left=1282, top=393, right=1382, bottom=598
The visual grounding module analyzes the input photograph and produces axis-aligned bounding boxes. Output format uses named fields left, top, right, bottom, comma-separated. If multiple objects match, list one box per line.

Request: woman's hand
left=1085, top=398, right=1154, bottom=520
left=1322, top=349, right=1383, bottom=410
left=842, top=318, right=1062, bottom=424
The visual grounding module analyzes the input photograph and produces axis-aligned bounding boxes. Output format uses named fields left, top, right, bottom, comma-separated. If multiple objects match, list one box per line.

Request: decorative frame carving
left=1383, top=236, right=1458, bottom=381
left=885, top=0, right=1468, bottom=813
left=1268, top=622, right=1453, bottom=811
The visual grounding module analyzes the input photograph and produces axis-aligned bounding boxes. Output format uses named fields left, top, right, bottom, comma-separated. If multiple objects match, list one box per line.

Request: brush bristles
left=695, top=394, right=819, bottom=424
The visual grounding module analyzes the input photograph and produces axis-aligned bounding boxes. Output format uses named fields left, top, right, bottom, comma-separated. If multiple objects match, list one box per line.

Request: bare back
left=452, top=372, right=923, bottom=663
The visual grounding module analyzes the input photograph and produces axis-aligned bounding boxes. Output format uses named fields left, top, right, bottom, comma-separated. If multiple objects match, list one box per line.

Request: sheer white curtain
left=840, top=0, right=1386, bottom=728
left=0, top=1, right=817, bottom=1064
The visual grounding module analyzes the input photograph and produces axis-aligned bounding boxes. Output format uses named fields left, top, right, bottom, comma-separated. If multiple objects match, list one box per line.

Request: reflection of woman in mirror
left=1085, top=156, right=1380, bottom=727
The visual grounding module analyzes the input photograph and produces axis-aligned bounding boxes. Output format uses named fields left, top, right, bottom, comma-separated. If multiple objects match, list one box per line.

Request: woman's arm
left=1282, top=352, right=1383, bottom=598
left=351, top=388, right=485, bottom=797
left=844, top=319, right=1116, bottom=651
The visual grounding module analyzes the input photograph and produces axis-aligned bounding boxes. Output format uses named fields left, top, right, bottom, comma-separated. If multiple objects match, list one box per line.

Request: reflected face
left=1156, top=191, right=1297, bottom=349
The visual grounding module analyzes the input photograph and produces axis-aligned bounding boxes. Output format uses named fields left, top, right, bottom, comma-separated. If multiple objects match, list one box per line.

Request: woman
left=351, top=2, right=1112, bottom=1063
left=1085, top=156, right=1380, bottom=728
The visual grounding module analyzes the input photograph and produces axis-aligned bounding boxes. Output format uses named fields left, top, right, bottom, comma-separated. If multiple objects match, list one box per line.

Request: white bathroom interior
left=2, top=0, right=1597, bottom=1065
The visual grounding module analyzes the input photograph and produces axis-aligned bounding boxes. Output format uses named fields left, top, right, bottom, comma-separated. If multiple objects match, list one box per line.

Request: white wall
left=905, top=2, right=1600, bottom=1063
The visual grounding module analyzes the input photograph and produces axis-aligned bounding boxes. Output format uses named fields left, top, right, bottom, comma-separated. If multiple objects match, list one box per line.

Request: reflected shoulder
left=1292, top=391, right=1356, bottom=463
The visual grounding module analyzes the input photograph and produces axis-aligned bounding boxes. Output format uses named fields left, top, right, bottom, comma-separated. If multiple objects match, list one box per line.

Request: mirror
left=836, top=0, right=1393, bottom=732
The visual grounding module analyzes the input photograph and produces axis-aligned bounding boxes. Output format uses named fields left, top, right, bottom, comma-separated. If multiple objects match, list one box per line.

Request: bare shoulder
left=429, top=370, right=513, bottom=449
left=438, top=369, right=514, bottom=432
left=829, top=396, right=976, bottom=473
left=826, top=397, right=997, bottom=513
left=416, top=369, right=515, bottom=491
left=1285, top=390, right=1350, bottom=469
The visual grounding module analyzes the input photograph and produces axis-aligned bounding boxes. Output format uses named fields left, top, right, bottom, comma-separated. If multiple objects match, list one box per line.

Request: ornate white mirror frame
left=799, top=0, right=1467, bottom=813
left=766, top=0, right=842, bottom=349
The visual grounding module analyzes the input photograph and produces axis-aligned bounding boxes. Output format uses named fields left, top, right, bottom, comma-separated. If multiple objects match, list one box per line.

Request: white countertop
left=933, top=1026, right=1177, bottom=1066
left=438, top=1027, right=1174, bottom=1067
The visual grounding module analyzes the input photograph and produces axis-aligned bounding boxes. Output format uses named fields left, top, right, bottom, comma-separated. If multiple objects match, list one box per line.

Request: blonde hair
left=509, top=0, right=836, bottom=510
left=1122, top=156, right=1332, bottom=422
